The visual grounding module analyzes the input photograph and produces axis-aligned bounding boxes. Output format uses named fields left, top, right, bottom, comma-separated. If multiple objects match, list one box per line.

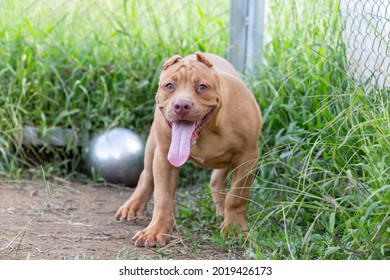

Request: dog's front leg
left=115, top=124, right=156, bottom=221
left=131, top=147, right=179, bottom=247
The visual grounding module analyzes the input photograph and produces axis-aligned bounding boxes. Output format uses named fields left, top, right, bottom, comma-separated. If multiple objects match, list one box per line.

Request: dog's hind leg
left=222, top=151, right=258, bottom=233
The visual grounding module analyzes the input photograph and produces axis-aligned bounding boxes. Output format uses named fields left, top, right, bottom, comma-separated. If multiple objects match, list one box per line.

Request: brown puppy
left=116, top=52, right=262, bottom=247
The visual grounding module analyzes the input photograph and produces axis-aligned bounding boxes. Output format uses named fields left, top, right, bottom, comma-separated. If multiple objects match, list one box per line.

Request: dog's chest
left=189, top=142, right=233, bottom=169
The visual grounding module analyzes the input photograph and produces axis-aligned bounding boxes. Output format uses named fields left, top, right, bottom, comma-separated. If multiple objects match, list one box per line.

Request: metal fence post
left=228, top=0, right=266, bottom=76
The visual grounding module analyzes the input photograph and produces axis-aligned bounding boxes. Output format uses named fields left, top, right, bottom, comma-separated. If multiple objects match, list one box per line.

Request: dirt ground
left=0, top=178, right=243, bottom=260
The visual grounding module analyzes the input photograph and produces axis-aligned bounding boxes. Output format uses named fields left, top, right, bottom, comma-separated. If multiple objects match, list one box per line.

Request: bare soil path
left=0, top=178, right=241, bottom=260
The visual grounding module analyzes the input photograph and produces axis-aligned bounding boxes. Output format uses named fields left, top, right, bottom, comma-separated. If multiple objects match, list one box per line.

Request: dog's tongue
left=168, top=121, right=196, bottom=167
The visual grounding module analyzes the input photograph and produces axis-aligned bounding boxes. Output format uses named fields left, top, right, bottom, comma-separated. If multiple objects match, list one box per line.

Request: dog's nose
left=173, top=99, right=193, bottom=116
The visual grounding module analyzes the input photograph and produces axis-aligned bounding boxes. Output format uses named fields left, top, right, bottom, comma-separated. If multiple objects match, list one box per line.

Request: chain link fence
left=6, top=0, right=229, bottom=50
left=1, top=0, right=389, bottom=88
left=0, top=0, right=230, bottom=101
left=340, top=0, right=390, bottom=90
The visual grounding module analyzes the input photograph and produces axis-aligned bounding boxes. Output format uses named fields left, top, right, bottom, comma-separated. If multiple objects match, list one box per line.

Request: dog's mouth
left=166, top=108, right=215, bottom=168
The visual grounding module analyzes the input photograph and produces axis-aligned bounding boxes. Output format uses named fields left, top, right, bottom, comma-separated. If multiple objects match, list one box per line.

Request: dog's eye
left=196, top=84, right=208, bottom=93
left=164, top=83, right=175, bottom=92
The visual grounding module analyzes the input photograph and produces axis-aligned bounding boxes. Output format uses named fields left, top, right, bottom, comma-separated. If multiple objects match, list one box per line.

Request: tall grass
left=0, top=0, right=388, bottom=259
left=247, top=0, right=389, bottom=259
left=0, top=0, right=228, bottom=177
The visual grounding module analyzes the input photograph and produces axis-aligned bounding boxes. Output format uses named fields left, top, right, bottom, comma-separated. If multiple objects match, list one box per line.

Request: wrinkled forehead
left=159, top=60, right=214, bottom=84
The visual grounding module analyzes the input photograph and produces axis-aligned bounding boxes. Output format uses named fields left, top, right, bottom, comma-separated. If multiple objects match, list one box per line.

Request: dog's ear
left=195, top=52, right=213, bottom=68
left=163, top=55, right=182, bottom=70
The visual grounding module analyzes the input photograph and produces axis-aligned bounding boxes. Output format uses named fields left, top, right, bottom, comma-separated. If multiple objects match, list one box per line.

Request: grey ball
left=85, top=127, right=144, bottom=187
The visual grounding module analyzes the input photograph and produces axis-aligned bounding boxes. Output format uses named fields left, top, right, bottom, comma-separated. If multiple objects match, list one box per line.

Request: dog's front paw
left=115, top=199, right=146, bottom=221
left=220, top=215, right=248, bottom=237
left=215, top=202, right=225, bottom=216
left=132, top=226, right=172, bottom=247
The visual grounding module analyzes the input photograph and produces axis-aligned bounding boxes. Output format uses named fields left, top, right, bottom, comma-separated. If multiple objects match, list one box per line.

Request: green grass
left=0, top=0, right=228, bottom=177
left=179, top=0, right=389, bottom=260
left=244, top=0, right=389, bottom=259
left=0, top=0, right=389, bottom=259
left=241, top=1, right=390, bottom=259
